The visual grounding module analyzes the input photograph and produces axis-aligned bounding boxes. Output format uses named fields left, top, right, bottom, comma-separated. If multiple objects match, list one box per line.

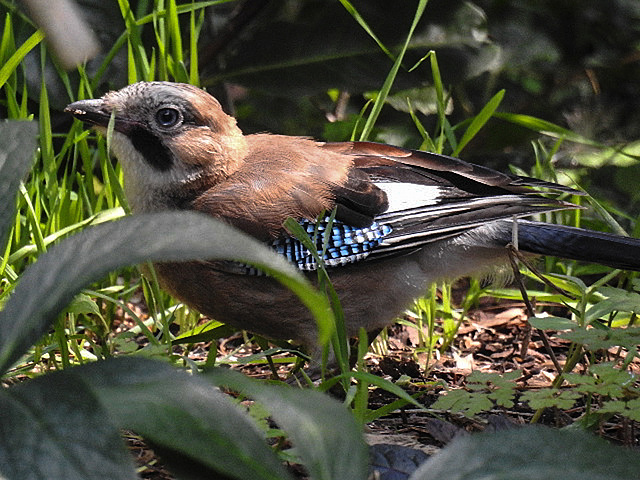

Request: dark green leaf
left=601, top=399, right=640, bottom=422
left=467, top=370, right=521, bottom=386
left=208, top=368, right=369, bottom=480
left=410, top=426, right=640, bottom=480
left=0, top=372, right=136, bottom=480
left=0, top=120, right=38, bottom=246
left=79, top=357, right=292, bottom=480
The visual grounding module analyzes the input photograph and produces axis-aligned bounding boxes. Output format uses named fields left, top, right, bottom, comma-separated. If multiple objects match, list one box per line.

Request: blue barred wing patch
left=239, top=217, right=392, bottom=275
left=274, top=217, right=392, bottom=270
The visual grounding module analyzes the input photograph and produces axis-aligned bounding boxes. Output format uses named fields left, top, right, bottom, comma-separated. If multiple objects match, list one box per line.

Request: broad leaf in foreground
left=0, top=120, right=38, bottom=246
left=0, top=372, right=137, bottom=480
left=410, top=425, right=640, bottom=480
left=0, top=211, right=332, bottom=373
left=208, top=368, right=369, bottom=480
left=78, top=357, right=294, bottom=480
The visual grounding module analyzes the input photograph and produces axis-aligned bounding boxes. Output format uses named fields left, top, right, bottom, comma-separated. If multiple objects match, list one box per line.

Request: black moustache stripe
left=129, top=127, right=173, bottom=172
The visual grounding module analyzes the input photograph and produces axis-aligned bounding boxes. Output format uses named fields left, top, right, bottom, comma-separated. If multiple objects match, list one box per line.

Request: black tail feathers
left=499, top=220, right=640, bottom=271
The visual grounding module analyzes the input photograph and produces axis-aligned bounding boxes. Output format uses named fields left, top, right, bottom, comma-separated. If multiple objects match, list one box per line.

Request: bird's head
left=65, top=81, right=248, bottom=211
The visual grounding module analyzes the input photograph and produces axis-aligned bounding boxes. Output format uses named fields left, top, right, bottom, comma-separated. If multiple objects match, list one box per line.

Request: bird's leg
left=506, top=243, right=564, bottom=376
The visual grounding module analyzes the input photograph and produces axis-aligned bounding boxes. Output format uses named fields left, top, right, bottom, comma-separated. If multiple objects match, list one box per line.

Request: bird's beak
left=65, top=98, right=143, bottom=135
left=65, top=98, right=113, bottom=128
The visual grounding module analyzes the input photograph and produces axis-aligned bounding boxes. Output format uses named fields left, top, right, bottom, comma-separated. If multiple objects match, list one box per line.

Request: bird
left=64, top=81, right=640, bottom=354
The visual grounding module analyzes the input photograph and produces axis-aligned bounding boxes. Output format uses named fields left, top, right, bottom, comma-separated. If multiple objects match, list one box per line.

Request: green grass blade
left=90, top=32, right=128, bottom=91
left=134, top=1, right=237, bottom=26
left=38, top=65, right=55, bottom=183
left=453, top=89, right=505, bottom=156
left=0, top=13, right=15, bottom=66
left=407, top=99, right=437, bottom=151
left=189, top=3, right=202, bottom=85
left=118, top=0, right=146, bottom=82
left=0, top=29, right=44, bottom=90
left=167, top=0, right=183, bottom=64
left=359, top=0, right=429, bottom=140
left=126, top=39, right=137, bottom=83
left=152, top=8, right=168, bottom=80
left=322, top=370, right=426, bottom=411
left=283, top=217, right=336, bottom=346
left=338, top=0, right=393, bottom=60
left=7, top=208, right=125, bottom=264
left=494, top=112, right=603, bottom=147
left=19, top=183, right=46, bottom=254
left=429, top=51, right=448, bottom=153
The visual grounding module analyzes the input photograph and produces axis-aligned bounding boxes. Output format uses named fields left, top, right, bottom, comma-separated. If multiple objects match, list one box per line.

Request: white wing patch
left=375, top=182, right=445, bottom=213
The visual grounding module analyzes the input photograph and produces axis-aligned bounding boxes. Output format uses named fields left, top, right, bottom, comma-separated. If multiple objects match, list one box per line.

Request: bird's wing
left=213, top=140, right=582, bottom=273
left=316, top=141, right=580, bottom=262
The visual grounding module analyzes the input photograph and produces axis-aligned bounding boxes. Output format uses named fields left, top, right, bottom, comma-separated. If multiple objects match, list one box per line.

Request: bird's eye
left=155, top=107, right=181, bottom=128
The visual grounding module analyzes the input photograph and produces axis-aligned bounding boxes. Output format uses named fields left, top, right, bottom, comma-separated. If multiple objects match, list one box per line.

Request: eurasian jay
left=65, top=82, right=640, bottom=351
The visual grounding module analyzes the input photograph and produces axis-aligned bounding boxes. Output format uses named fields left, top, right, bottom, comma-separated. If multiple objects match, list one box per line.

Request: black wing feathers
left=318, top=141, right=584, bottom=261
left=331, top=167, right=388, bottom=227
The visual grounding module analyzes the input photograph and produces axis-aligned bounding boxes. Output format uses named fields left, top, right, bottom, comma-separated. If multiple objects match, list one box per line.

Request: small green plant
left=431, top=283, right=640, bottom=423
left=432, top=370, right=521, bottom=417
